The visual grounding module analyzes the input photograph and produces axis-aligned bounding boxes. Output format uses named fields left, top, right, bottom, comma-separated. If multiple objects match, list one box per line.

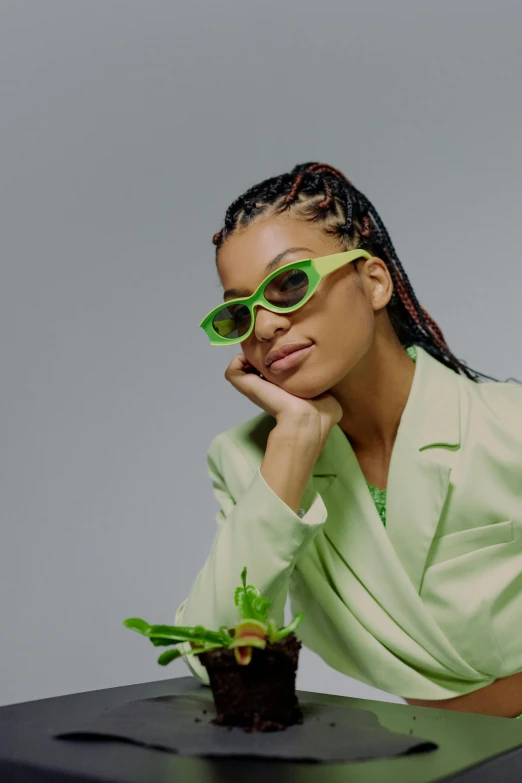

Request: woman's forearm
left=261, top=415, right=332, bottom=514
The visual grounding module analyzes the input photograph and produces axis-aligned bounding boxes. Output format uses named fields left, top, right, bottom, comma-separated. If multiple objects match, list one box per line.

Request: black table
left=3, top=675, right=522, bottom=783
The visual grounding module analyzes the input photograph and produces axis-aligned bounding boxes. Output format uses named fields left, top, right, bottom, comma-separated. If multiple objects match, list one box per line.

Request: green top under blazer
left=176, top=344, right=522, bottom=701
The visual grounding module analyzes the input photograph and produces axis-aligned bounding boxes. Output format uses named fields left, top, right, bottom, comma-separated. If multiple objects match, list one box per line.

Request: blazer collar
left=313, top=344, right=462, bottom=478
left=311, top=345, right=462, bottom=594
left=396, top=344, right=461, bottom=452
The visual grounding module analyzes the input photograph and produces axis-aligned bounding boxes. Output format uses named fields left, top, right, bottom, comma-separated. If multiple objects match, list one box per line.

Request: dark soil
left=198, top=633, right=302, bottom=732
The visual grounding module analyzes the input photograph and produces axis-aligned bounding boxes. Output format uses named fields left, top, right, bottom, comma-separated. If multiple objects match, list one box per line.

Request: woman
left=176, top=162, right=522, bottom=718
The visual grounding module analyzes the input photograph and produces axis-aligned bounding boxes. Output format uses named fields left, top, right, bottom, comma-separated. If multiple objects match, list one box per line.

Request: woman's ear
left=364, top=257, right=393, bottom=311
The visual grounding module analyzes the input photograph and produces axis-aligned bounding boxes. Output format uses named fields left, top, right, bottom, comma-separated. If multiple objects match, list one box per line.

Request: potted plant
left=124, top=567, right=304, bottom=731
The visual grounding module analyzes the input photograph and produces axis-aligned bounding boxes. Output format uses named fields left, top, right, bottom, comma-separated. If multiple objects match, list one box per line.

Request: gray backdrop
left=1, top=0, right=521, bottom=707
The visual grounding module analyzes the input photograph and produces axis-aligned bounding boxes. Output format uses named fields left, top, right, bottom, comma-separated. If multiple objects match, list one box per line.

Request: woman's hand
left=224, top=352, right=343, bottom=428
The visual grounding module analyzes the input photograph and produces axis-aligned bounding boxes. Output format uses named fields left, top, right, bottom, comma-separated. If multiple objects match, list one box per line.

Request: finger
left=224, top=353, right=245, bottom=375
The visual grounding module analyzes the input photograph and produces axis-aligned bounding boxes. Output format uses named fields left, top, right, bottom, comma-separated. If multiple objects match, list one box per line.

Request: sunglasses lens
left=211, top=303, right=251, bottom=340
left=211, top=269, right=310, bottom=340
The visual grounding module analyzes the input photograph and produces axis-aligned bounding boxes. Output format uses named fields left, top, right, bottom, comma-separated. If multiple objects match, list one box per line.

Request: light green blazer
left=176, top=345, right=522, bottom=700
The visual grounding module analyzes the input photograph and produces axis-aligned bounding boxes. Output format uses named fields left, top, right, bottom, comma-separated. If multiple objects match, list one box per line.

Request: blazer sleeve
left=174, top=431, right=329, bottom=685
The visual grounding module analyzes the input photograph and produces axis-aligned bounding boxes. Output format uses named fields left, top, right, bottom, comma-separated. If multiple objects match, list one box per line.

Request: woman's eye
left=280, top=271, right=307, bottom=290
left=230, top=305, right=249, bottom=318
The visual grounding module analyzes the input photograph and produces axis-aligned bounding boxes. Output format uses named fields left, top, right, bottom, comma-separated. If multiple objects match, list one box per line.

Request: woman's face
left=216, top=214, right=393, bottom=399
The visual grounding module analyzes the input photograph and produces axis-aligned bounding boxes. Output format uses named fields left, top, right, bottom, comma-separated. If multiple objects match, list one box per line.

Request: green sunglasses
left=199, top=249, right=372, bottom=346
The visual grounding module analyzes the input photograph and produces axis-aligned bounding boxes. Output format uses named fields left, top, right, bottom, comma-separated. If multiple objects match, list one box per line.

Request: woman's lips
left=269, top=344, right=314, bottom=371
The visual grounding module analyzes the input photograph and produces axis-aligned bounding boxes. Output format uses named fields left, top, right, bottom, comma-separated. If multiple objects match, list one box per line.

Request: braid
left=284, top=172, right=305, bottom=204
left=212, top=162, right=521, bottom=385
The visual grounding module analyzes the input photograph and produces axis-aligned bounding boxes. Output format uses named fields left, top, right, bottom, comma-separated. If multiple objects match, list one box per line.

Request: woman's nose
left=253, top=306, right=292, bottom=339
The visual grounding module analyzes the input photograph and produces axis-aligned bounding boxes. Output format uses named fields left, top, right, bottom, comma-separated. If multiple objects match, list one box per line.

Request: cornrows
left=283, top=163, right=348, bottom=208
left=212, top=161, right=519, bottom=384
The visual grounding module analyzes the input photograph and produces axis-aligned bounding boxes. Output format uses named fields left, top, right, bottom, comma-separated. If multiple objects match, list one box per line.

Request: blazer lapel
left=314, top=345, right=462, bottom=595
left=387, top=346, right=461, bottom=592
left=299, top=438, right=338, bottom=512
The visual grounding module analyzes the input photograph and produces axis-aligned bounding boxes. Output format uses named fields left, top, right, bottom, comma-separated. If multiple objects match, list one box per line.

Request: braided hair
left=212, top=162, right=520, bottom=384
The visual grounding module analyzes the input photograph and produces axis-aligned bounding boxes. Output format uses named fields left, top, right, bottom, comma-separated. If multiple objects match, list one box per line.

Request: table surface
left=3, top=675, right=522, bottom=783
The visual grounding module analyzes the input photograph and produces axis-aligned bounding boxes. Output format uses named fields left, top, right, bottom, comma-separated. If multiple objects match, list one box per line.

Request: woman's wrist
left=274, top=412, right=335, bottom=445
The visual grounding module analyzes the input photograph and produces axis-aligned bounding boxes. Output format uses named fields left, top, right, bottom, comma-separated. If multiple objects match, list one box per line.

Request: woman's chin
left=280, top=378, right=331, bottom=400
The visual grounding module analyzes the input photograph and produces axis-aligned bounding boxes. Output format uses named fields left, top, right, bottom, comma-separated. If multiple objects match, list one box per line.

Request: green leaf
left=190, top=642, right=224, bottom=656
left=218, top=626, right=233, bottom=645
left=274, top=612, right=304, bottom=640
left=157, top=642, right=224, bottom=666
left=234, top=618, right=268, bottom=638
left=147, top=624, right=224, bottom=645
left=233, top=567, right=271, bottom=623
left=233, top=645, right=253, bottom=666
left=228, top=636, right=266, bottom=650
left=149, top=636, right=186, bottom=647
left=124, top=618, right=229, bottom=648
left=157, top=648, right=183, bottom=665
left=123, top=618, right=150, bottom=635
left=266, top=617, right=279, bottom=644
left=252, top=594, right=271, bottom=621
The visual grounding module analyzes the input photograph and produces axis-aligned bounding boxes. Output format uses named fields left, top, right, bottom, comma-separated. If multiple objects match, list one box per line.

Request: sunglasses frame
left=199, top=249, right=372, bottom=346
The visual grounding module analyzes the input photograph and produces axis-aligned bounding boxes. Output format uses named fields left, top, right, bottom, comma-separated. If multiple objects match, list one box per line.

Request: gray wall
left=1, top=0, right=521, bottom=707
